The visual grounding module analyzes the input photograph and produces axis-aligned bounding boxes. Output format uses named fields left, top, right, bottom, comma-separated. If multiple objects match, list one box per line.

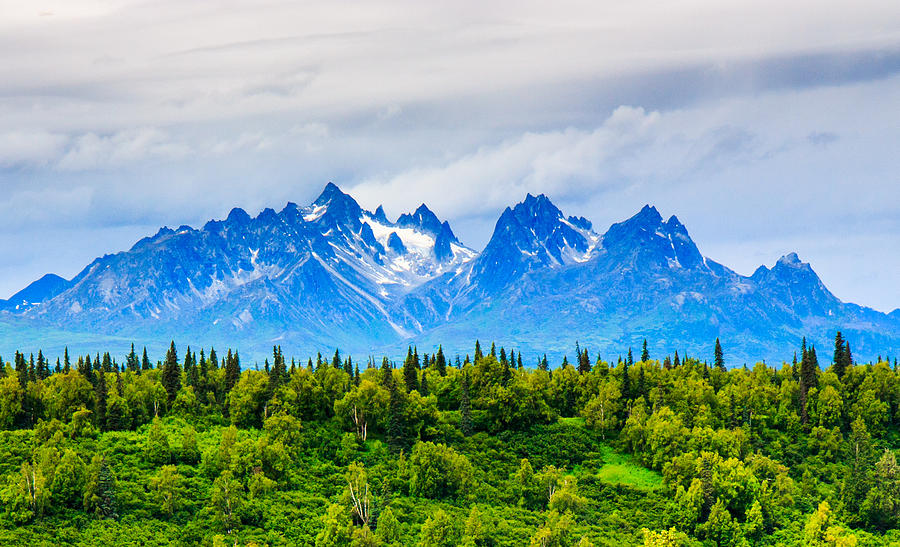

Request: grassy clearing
left=594, top=444, right=663, bottom=491
left=555, top=416, right=663, bottom=491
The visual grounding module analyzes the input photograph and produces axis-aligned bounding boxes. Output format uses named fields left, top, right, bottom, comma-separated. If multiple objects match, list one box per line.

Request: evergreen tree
left=183, top=346, right=193, bottom=375
left=141, top=347, right=151, bottom=372
left=474, top=340, right=483, bottom=362
left=627, top=348, right=634, bottom=367
left=403, top=347, right=419, bottom=393
left=343, top=355, right=353, bottom=379
left=332, top=349, right=341, bottom=369
left=517, top=353, right=523, bottom=369
left=673, top=350, right=680, bottom=368
left=799, top=342, right=819, bottom=424
left=380, top=357, right=393, bottom=388
left=641, top=339, right=650, bottom=362
left=208, top=347, right=218, bottom=370
left=832, top=331, right=846, bottom=377
left=64, top=346, right=71, bottom=373
left=94, top=458, right=119, bottom=520
left=435, top=346, right=447, bottom=376
left=420, top=369, right=429, bottom=395
left=539, top=354, right=549, bottom=371
left=161, top=341, right=181, bottom=404
left=621, top=358, right=631, bottom=401
left=578, top=349, right=591, bottom=374
left=268, top=345, right=287, bottom=400
left=36, top=350, right=48, bottom=380
left=126, top=343, right=138, bottom=373
left=714, top=338, right=725, bottom=371
left=459, top=371, right=473, bottom=437
left=225, top=349, right=240, bottom=393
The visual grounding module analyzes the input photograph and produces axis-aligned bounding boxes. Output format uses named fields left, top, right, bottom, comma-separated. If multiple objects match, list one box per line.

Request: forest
left=0, top=334, right=898, bottom=546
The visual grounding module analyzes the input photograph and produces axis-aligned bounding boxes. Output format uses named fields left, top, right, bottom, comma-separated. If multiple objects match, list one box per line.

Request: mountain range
left=1, top=183, right=898, bottom=365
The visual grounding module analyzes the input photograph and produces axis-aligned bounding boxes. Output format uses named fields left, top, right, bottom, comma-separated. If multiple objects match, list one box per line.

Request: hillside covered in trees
left=1, top=334, right=899, bottom=545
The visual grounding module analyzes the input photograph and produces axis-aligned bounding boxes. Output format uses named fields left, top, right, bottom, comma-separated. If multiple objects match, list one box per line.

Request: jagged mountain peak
left=776, top=252, right=804, bottom=267
left=467, top=193, right=599, bottom=293
left=397, top=203, right=444, bottom=236
left=308, top=182, right=363, bottom=226
left=602, top=205, right=706, bottom=270
left=225, top=207, right=251, bottom=225
left=373, top=205, right=390, bottom=224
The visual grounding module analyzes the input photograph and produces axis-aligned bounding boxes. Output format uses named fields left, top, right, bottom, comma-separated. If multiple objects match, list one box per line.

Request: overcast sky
left=1, top=0, right=898, bottom=311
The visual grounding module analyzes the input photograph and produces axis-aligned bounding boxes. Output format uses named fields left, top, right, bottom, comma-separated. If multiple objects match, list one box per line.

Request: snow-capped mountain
left=1, top=183, right=898, bottom=364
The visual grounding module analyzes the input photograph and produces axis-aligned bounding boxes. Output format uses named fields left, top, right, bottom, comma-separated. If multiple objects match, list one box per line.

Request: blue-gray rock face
left=2, top=184, right=898, bottom=364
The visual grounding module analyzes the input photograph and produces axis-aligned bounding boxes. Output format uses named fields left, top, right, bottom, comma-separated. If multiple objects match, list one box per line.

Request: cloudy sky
left=1, top=0, right=898, bottom=311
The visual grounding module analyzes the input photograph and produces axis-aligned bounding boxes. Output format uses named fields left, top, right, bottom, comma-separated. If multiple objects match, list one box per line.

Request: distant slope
left=0, top=273, right=70, bottom=312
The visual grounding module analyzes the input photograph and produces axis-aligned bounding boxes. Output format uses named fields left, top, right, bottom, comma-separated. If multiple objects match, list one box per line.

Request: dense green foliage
left=0, top=334, right=898, bottom=545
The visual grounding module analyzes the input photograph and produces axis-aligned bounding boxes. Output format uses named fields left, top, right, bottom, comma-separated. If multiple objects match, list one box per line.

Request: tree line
left=0, top=331, right=899, bottom=545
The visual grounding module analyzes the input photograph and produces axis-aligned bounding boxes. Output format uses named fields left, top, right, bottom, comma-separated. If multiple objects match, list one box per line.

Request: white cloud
left=0, top=0, right=897, bottom=311
left=57, top=128, right=190, bottom=171
left=0, top=131, right=68, bottom=166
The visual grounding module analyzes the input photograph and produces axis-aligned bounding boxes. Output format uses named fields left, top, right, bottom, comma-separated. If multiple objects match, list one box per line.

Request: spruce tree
left=474, top=340, right=483, bottom=362
left=673, top=350, right=680, bottom=368
left=380, top=357, right=393, bottom=388
left=225, top=349, right=240, bottom=393
left=641, top=339, right=650, bottom=362
left=268, top=345, right=286, bottom=399
left=833, top=331, right=846, bottom=377
left=420, top=369, right=429, bottom=395
left=799, top=342, right=819, bottom=424
left=714, top=338, right=725, bottom=371
left=539, top=354, right=549, bottom=371
left=627, top=348, right=634, bottom=367
left=578, top=349, right=591, bottom=374
left=435, top=346, right=447, bottom=377
left=332, top=349, right=341, bottom=369
left=141, top=347, right=151, bottom=372
left=64, top=346, right=70, bottom=373
left=402, top=347, right=418, bottom=393
left=15, top=351, right=26, bottom=389
left=36, top=350, right=48, bottom=380
left=208, top=347, right=218, bottom=370
left=126, top=343, right=138, bottom=373
left=343, top=355, right=353, bottom=379
left=162, top=341, right=181, bottom=404
left=94, top=458, right=119, bottom=520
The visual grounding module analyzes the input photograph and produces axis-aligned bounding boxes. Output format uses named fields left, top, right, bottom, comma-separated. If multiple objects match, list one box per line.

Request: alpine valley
left=1, top=183, right=898, bottom=365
